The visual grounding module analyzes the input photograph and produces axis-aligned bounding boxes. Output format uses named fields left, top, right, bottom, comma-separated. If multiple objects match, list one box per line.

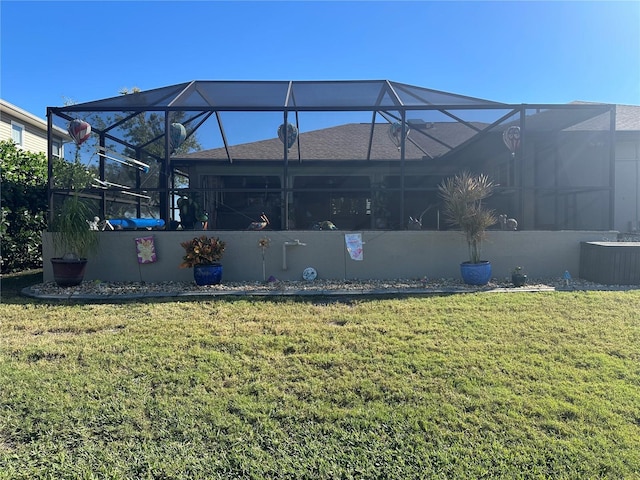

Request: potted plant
left=177, top=195, right=208, bottom=230
left=512, top=266, right=528, bottom=287
left=50, top=194, right=99, bottom=286
left=179, top=235, right=226, bottom=285
left=439, top=171, right=497, bottom=285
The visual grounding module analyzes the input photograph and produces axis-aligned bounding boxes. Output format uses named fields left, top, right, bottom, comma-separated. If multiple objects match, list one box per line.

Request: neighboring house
left=0, top=99, right=69, bottom=156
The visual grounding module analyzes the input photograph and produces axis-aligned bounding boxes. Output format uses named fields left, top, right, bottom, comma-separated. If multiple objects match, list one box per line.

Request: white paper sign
left=345, top=233, right=363, bottom=261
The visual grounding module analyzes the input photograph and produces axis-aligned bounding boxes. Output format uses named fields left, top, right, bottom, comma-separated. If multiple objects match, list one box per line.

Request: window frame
left=11, top=120, right=24, bottom=146
left=51, top=139, right=62, bottom=158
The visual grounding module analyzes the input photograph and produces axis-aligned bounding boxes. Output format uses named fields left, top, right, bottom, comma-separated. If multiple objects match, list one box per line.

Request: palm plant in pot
left=179, top=235, right=226, bottom=285
left=50, top=194, right=99, bottom=287
left=439, top=171, right=497, bottom=285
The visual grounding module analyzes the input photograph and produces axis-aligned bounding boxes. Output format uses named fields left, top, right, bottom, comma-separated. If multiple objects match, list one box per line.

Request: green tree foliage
left=52, top=153, right=97, bottom=190
left=0, top=140, right=48, bottom=272
left=114, top=87, right=200, bottom=184
left=77, top=88, right=198, bottom=217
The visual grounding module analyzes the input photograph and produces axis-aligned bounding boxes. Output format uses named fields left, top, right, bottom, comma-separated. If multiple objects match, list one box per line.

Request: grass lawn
left=1, top=272, right=639, bottom=479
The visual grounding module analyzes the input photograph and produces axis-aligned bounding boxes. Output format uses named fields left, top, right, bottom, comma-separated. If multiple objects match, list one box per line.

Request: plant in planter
left=50, top=194, right=99, bottom=287
left=512, top=266, right=528, bottom=287
left=179, top=235, right=226, bottom=285
left=177, top=195, right=208, bottom=230
left=439, top=171, right=497, bottom=285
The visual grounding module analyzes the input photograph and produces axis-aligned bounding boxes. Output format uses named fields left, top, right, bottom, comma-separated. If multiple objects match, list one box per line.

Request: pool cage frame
left=47, top=80, right=616, bottom=232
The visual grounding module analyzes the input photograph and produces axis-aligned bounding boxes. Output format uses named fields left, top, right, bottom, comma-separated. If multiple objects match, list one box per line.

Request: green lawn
left=1, top=273, right=639, bottom=479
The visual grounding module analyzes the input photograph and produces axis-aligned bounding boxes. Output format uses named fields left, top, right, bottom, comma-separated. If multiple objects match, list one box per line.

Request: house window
left=11, top=121, right=24, bottom=146
left=52, top=140, right=62, bottom=158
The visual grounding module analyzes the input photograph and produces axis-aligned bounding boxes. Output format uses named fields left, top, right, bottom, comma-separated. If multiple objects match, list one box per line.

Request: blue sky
left=1, top=0, right=639, bottom=122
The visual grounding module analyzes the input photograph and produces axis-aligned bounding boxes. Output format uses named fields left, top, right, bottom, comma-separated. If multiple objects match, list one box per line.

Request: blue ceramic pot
left=460, top=261, right=492, bottom=286
left=193, top=263, right=223, bottom=286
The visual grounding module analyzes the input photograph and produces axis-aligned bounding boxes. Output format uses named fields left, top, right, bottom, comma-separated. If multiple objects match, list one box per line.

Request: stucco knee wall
left=42, top=230, right=616, bottom=283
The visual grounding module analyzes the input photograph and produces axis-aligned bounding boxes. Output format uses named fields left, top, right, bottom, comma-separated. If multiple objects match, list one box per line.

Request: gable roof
left=177, top=121, right=489, bottom=163
left=176, top=103, right=638, bottom=164
left=564, top=102, right=640, bottom=131
left=612, top=104, right=640, bottom=131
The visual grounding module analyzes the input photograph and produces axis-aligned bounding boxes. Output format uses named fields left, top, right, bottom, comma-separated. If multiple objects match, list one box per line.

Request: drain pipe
left=282, top=239, right=306, bottom=270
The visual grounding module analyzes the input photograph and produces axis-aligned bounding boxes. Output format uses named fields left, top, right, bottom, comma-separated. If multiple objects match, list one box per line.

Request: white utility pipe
left=282, top=239, right=307, bottom=270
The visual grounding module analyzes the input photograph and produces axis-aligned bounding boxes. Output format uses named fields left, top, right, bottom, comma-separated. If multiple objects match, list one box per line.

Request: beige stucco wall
left=42, top=230, right=615, bottom=284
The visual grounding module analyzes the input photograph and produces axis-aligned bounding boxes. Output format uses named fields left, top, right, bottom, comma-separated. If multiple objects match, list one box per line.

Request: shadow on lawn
left=1, top=269, right=44, bottom=304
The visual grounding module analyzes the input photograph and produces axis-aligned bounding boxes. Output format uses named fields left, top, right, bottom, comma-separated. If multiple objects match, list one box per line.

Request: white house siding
left=23, top=121, right=49, bottom=153
left=0, top=112, right=10, bottom=141
left=0, top=109, right=20, bottom=144
left=0, top=99, right=67, bottom=155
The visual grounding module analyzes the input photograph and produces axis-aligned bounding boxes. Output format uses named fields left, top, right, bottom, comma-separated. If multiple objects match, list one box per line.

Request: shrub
left=0, top=141, right=48, bottom=273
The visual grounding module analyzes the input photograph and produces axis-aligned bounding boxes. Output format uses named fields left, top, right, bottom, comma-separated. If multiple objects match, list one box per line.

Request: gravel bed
left=23, top=276, right=640, bottom=299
